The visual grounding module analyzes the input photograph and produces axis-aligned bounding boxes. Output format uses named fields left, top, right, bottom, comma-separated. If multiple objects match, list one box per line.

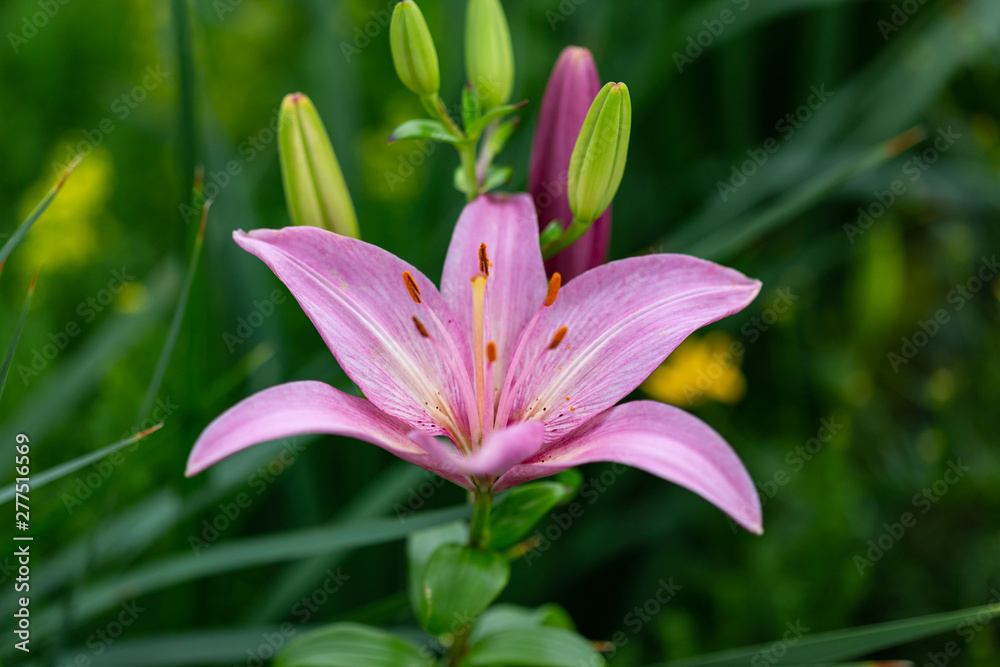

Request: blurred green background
left=2, top=0, right=1000, bottom=664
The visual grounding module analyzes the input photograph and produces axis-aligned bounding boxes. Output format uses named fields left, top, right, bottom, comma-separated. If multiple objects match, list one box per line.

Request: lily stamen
left=402, top=271, right=422, bottom=303
left=545, top=272, right=561, bottom=307
left=548, top=326, right=568, bottom=350
left=413, top=316, right=430, bottom=338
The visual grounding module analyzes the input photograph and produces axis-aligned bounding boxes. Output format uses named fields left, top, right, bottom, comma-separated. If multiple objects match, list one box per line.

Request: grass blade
left=0, top=425, right=161, bottom=505
left=0, top=260, right=179, bottom=465
left=245, top=463, right=428, bottom=623
left=50, top=627, right=307, bottom=667
left=0, top=270, right=37, bottom=406
left=18, top=504, right=472, bottom=645
left=0, top=156, right=80, bottom=266
left=657, top=603, right=999, bottom=666
left=667, top=127, right=926, bottom=261
left=137, top=200, right=210, bottom=421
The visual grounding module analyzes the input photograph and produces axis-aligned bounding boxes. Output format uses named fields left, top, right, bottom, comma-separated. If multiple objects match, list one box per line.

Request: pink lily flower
left=186, top=194, right=764, bottom=533
left=529, top=46, right=611, bottom=282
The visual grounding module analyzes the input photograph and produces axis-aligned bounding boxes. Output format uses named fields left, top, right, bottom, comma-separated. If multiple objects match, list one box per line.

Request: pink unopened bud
left=528, top=46, right=610, bottom=282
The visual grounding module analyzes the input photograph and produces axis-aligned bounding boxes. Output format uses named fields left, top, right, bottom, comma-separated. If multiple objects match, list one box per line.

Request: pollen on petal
left=545, top=272, right=562, bottom=307
left=413, top=316, right=430, bottom=338
left=402, top=271, right=422, bottom=303
left=479, top=243, right=490, bottom=277
left=548, top=326, right=568, bottom=350
left=487, top=341, right=497, bottom=363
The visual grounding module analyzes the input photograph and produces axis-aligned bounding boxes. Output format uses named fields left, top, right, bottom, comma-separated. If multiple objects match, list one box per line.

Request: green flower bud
left=278, top=93, right=359, bottom=238
left=390, top=0, right=440, bottom=97
left=568, top=82, right=631, bottom=225
left=464, top=0, right=514, bottom=111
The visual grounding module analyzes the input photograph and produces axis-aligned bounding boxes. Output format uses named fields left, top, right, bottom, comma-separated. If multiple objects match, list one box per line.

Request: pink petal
left=495, top=401, right=762, bottom=534
left=441, top=194, right=548, bottom=397
left=186, top=381, right=468, bottom=486
left=505, top=254, right=761, bottom=442
left=409, top=421, right=546, bottom=480
left=529, top=46, right=610, bottom=281
left=235, top=227, right=472, bottom=438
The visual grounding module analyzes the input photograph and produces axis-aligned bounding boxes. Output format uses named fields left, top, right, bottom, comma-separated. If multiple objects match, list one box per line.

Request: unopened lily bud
left=390, top=0, right=440, bottom=97
left=278, top=92, right=359, bottom=238
left=529, top=46, right=608, bottom=281
left=568, top=82, right=631, bottom=225
left=464, top=0, right=514, bottom=111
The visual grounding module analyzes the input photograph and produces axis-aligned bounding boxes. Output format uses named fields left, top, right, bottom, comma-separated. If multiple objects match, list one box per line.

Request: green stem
left=468, top=487, right=493, bottom=550
left=445, top=488, right=492, bottom=665
left=541, top=215, right=592, bottom=259
left=459, top=142, right=480, bottom=202
left=448, top=627, right=471, bottom=667
left=421, top=93, right=480, bottom=201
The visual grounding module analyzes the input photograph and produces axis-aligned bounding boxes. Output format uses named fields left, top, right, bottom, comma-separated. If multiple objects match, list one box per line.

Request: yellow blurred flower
left=16, top=145, right=114, bottom=274
left=641, top=331, right=746, bottom=408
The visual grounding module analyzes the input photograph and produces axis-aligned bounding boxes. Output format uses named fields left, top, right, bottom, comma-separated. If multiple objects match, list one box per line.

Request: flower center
left=401, top=250, right=567, bottom=455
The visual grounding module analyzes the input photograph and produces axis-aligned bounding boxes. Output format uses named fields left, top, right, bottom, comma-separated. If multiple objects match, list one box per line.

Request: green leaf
left=276, top=623, right=434, bottom=667
left=0, top=425, right=161, bottom=505
left=656, top=603, right=1000, bottom=666
left=466, top=100, right=527, bottom=140
left=0, top=156, right=80, bottom=266
left=457, top=165, right=513, bottom=196
left=465, top=627, right=607, bottom=667
left=0, top=273, right=36, bottom=407
left=554, top=468, right=585, bottom=499
left=37, top=504, right=473, bottom=635
left=418, top=544, right=509, bottom=635
left=469, top=604, right=576, bottom=644
left=407, top=520, right=468, bottom=618
left=539, top=221, right=564, bottom=248
left=487, top=118, right=520, bottom=156
left=481, top=165, right=513, bottom=193
left=488, top=482, right=574, bottom=550
left=462, top=84, right=482, bottom=131
left=388, top=118, right=462, bottom=144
